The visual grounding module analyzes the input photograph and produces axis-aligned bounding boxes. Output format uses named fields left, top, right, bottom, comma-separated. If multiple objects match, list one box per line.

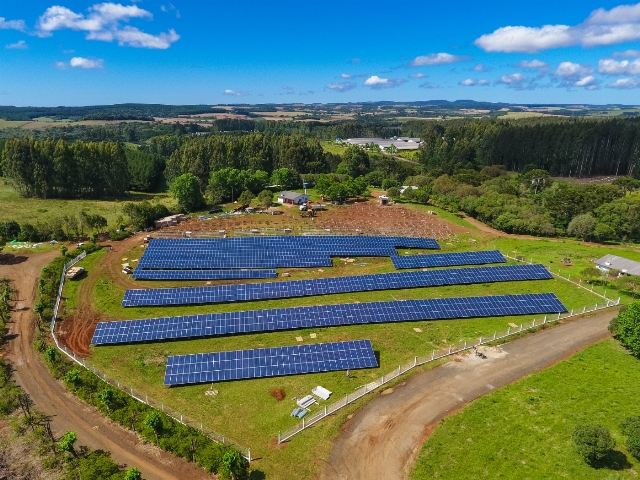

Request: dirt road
left=321, top=311, right=616, bottom=480
left=1, top=251, right=210, bottom=480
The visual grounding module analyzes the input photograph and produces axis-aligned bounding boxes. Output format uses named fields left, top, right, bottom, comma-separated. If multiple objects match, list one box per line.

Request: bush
left=572, top=424, right=615, bottom=464
left=108, top=229, right=130, bottom=241
left=614, top=302, right=640, bottom=356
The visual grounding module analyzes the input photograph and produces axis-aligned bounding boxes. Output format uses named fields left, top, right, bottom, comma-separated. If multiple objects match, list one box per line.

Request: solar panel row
left=164, top=340, right=377, bottom=385
left=92, top=293, right=567, bottom=345
left=392, top=250, right=506, bottom=269
left=131, top=269, right=278, bottom=281
left=136, top=235, right=439, bottom=271
left=122, top=264, right=553, bottom=307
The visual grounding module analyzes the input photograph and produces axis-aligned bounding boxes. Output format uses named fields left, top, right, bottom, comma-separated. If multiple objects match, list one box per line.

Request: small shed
left=595, top=254, right=640, bottom=276
left=379, top=195, right=389, bottom=206
left=277, top=191, right=310, bottom=205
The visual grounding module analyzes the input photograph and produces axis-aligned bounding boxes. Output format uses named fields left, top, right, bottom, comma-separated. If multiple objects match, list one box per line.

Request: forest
left=2, top=116, right=640, bottom=243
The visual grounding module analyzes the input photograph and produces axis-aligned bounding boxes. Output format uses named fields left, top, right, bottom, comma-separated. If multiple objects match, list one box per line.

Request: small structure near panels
left=154, top=214, right=185, bottom=229
left=277, top=191, right=310, bottom=205
left=595, top=254, right=640, bottom=276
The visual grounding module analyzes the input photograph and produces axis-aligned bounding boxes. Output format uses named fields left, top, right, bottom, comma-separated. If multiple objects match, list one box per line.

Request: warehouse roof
left=595, top=254, right=640, bottom=276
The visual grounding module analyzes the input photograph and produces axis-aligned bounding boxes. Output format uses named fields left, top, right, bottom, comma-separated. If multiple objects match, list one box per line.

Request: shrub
left=572, top=424, right=615, bottom=464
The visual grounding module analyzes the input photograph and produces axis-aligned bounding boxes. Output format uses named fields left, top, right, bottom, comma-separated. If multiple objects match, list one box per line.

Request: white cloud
left=611, top=49, right=640, bottom=58
left=607, top=77, right=640, bottom=88
left=363, top=75, right=406, bottom=89
left=459, top=78, right=489, bottom=86
left=472, top=63, right=491, bottom=72
left=340, top=73, right=352, bottom=78
left=0, top=17, right=26, bottom=31
left=495, top=73, right=532, bottom=89
left=326, top=81, right=356, bottom=92
left=598, top=58, right=640, bottom=76
left=54, top=61, right=67, bottom=69
left=419, top=82, right=440, bottom=89
left=574, top=75, right=599, bottom=89
left=35, top=3, right=179, bottom=49
left=69, top=56, right=104, bottom=68
left=516, top=59, right=549, bottom=70
left=475, top=2, right=640, bottom=52
left=408, top=52, right=470, bottom=66
left=554, top=62, right=593, bottom=79
left=224, top=89, right=247, bottom=96
left=408, top=73, right=426, bottom=78
left=282, top=86, right=295, bottom=95
left=6, top=40, right=27, bottom=49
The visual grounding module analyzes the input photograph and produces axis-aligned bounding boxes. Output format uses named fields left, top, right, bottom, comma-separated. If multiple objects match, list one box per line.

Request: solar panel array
left=135, top=235, right=440, bottom=272
left=163, top=340, right=377, bottom=385
left=122, top=264, right=553, bottom=307
left=132, top=269, right=278, bottom=281
left=92, top=293, right=567, bottom=345
left=392, top=250, right=506, bottom=269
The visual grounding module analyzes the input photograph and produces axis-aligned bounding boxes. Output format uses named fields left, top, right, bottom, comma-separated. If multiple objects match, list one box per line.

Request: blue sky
left=2, top=0, right=640, bottom=106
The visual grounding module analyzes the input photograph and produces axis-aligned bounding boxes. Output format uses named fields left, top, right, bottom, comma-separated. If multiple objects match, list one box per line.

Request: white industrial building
left=343, top=136, right=421, bottom=151
left=595, top=254, right=640, bottom=276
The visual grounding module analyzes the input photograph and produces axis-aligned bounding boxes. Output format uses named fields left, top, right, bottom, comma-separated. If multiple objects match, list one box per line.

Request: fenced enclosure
left=49, top=251, right=252, bottom=460
left=277, top=299, right=619, bottom=444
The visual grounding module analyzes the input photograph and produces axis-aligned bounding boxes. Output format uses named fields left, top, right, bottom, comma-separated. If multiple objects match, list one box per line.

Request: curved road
left=2, top=251, right=209, bottom=480
left=321, top=311, right=616, bottom=480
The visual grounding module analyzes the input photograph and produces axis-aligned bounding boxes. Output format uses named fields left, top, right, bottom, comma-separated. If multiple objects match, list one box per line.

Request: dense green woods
left=2, top=137, right=129, bottom=198
left=164, top=133, right=333, bottom=187
left=412, top=117, right=640, bottom=177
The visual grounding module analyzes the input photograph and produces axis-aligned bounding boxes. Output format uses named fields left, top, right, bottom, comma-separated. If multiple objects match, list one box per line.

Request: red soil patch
left=270, top=389, right=286, bottom=401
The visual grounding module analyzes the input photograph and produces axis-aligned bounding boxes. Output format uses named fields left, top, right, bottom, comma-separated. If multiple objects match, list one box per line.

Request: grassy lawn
left=83, top=249, right=611, bottom=479
left=319, top=141, right=345, bottom=156
left=411, top=339, right=640, bottom=479
left=63, top=218, right=640, bottom=479
left=0, top=179, right=173, bottom=224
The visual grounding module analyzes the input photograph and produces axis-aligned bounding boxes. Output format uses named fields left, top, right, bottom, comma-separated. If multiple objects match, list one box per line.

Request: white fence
left=49, top=251, right=252, bottom=461
left=277, top=299, right=619, bottom=443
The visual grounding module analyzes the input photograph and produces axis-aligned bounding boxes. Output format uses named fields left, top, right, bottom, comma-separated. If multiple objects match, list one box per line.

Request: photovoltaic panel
left=136, top=235, right=440, bottom=271
left=392, top=250, right=506, bottom=269
left=122, top=264, right=552, bottom=307
left=163, top=339, right=377, bottom=385
left=92, top=293, right=567, bottom=345
left=131, top=269, right=278, bottom=281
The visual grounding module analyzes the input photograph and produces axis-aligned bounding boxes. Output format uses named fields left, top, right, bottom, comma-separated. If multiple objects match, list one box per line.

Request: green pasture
left=411, top=339, right=640, bottom=479
left=0, top=179, right=173, bottom=225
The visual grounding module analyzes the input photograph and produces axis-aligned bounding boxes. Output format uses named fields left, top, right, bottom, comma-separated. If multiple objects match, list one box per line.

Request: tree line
left=410, top=117, right=640, bottom=178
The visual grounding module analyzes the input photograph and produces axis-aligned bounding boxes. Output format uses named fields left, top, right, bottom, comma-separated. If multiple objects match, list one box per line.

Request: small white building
left=595, top=254, right=640, bottom=276
left=277, top=191, right=310, bottom=205
left=344, top=137, right=422, bottom=151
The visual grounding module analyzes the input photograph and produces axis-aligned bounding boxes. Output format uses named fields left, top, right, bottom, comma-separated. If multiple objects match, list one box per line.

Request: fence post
left=431, top=351, right=434, bottom=360
left=508, top=327, right=510, bottom=334
left=479, top=336, right=482, bottom=344
left=493, top=332, right=496, bottom=340
left=248, top=448, right=251, bottom=463
left=278, top=431, right=281, bottom=444
left=448, top=345, right=451, bottom=354
left=382, top=374, right=384, bottom=383
left=325, top=405, right=327, bottom=416
left=398, top=365, right=401, bottom=375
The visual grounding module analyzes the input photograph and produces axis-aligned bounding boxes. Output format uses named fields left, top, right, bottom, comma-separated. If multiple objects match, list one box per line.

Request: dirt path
left=0, top=251, right=210, bottom=480
left=321, top=311, right=616, bottom=480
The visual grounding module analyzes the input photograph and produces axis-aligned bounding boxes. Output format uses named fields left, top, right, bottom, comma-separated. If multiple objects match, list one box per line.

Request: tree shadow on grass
left=591, top=450, right=632, bottom=471
left=249, top=470, right=266, bottom=480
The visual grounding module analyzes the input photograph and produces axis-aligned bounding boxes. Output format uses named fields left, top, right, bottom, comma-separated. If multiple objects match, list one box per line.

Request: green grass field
left=76, top=237, right=625, bottom=479
left=411, top=339, right=640, bottom=479
left=0, top=179, right=173, bottom=225
left=55, top=200, right=640, bottom=479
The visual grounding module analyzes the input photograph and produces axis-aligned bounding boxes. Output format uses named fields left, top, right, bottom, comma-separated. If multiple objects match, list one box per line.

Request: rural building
left=277, top=191, right=310, bottom=205
left=154, top=214, right=185, bottom=229
left=595, top=254, right=640, bottom=276
left=399, top=186, right=418, bottom=194
left=344, top=136, right=422, bottom=151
